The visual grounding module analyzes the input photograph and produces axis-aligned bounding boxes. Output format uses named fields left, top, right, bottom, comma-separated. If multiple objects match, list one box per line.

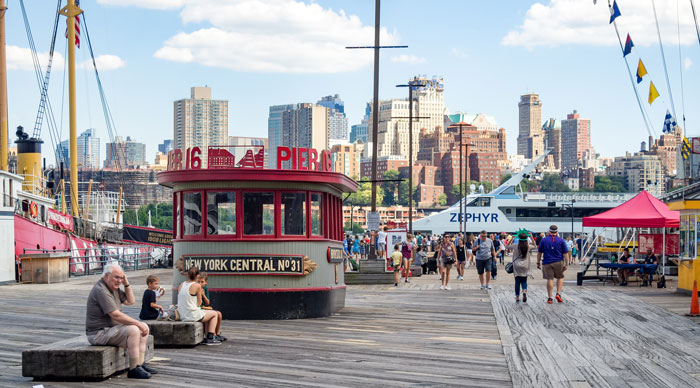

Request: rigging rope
left=609, top=0, right=655, bottom=137
left=690, top=0, right=700, bottom=46
left=651, top=0, right=678, bottom=121
left=678, top=0, right=687, bottom=137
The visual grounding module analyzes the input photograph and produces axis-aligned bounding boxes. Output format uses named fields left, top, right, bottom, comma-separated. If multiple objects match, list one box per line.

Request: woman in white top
left=178, top=266, right=225, bottom=345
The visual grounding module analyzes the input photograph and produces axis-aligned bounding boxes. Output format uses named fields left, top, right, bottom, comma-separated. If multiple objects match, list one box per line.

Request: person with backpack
left=536, top=225, right=569, bottom=304
left=401, top=234, right=416, bottom=283
left=508, top=230, right=536, bottom=303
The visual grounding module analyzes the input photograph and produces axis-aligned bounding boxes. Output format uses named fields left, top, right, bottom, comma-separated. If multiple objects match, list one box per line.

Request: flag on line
left=636, top=59, right=647, bottom=84
left=610, top=0, right=621, bottom=24
left=649, top=82, right=660, bottom=105
left=623, top=34, right=634, bottom=57
left=663, top=110, right=677, bottom=134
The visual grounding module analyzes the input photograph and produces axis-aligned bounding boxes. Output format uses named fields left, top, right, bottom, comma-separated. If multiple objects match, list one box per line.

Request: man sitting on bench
left=86, top=263, right=157, bottom=379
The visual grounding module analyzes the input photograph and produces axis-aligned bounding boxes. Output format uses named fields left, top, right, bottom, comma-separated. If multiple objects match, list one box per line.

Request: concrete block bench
left=144, top=320, right=204, bottom=347
left=22, top=334, right=154, bottom=381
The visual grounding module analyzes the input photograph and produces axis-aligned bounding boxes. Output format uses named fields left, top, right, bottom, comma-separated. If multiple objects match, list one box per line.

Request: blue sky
left=6, top=0, right=700, bottom=166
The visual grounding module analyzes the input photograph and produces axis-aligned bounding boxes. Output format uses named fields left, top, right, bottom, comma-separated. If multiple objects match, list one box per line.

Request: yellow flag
left=636, top=59, right=647, bottom=83
left=649, top=81, right=659, bottom=105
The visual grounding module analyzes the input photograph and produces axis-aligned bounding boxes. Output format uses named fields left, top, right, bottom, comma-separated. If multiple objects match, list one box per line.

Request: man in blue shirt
left=537, top=225, right=570, bottom=304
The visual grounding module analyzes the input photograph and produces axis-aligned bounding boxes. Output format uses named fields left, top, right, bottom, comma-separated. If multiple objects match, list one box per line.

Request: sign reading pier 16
left=182, top=254, right=305, bottom=276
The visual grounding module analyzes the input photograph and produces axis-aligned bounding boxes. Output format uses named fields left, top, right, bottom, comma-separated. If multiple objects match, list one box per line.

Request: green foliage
left=451, top=181, right=493, bottom=198
left=539, top=173, right=570, bottom=192
left=125, top=203, right=173, bottom=230
left=344, top=222, right=364, bottom=234
left=594, top=175, right=628, bottom=192
left=397, top=181, right=417, bottom=206
left=438, top=193, right=447, bottom=206
left=500, top=174, right=512, bottom=185
left=347, top=181, right=383, bottom=207
left=381, top=170, right=401, bottom=206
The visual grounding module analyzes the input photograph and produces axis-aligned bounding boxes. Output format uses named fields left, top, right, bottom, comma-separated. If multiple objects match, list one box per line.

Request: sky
left=5, top=0, right=700, bottom=167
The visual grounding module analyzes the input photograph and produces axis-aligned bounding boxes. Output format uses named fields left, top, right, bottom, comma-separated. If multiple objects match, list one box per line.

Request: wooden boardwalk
left=492, top=286, right=700, bottom=388
left=0, top=269, right=511, bottom=388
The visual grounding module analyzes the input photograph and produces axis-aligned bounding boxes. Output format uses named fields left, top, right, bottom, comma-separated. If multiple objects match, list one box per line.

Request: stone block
left=144, top=320, right=204, bottom=346
left=22, top=334, right=154, bottom=380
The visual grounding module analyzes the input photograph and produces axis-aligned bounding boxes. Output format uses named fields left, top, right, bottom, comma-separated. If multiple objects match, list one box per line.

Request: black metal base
left=209, top=287, right=346, bottom=320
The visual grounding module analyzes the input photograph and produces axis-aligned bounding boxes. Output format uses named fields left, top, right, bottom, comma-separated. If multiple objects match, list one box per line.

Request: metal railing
left=22, top=245, right=172, bottom=277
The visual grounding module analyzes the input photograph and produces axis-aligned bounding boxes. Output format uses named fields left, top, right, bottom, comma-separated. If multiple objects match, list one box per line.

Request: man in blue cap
left=536, top=225, right=569, bottom=304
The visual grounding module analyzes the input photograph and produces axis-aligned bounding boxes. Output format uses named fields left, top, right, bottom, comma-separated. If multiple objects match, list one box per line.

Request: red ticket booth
left=159, top=146, right=357, bottom=319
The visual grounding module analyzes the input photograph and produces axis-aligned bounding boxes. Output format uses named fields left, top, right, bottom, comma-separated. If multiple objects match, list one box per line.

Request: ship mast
left=59, top=0, right=81, bottom=217
left=0, top=0, right=8, bottom=171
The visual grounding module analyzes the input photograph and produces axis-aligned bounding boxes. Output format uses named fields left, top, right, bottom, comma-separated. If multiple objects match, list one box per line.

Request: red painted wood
left=209, top=286, right=347, bottom=293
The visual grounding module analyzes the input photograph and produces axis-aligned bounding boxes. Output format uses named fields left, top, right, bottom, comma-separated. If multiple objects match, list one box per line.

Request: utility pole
left=395, top=81, right=429, bottom=234
left=346, top=0, right=407, bottom=214
left=448, top=122, right=474, bottom=235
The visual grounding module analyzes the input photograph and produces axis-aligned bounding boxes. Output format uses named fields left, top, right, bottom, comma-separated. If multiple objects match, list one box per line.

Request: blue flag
left=663, top=110, right=677, bottom=133
left=610, top=0, right=621, bottom=24
left=623, top=34, right=634, bottom=57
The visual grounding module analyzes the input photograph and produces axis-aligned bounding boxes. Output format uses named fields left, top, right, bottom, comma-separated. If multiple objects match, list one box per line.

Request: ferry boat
left=413, top=154, right=635, bottom=236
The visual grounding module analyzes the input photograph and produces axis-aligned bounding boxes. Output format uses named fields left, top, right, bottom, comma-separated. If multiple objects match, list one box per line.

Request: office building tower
left=174, top=86, right=228, bottom=168
left=57, top=128, right=100, bottom=169
left=105, top=136, right=146, bottom=169
left=517, top=94, right=544, bottom=159
left=268, top=103, right=298, bottom=168
left=158, top=139, right=173, bottom=154
left=350, top=103, right=371, bottom=144
left=318, top=95, right=348, bottom=144
left=279, top=103, right=329, bottom=168
left=542, top=118, right=562, bottom=170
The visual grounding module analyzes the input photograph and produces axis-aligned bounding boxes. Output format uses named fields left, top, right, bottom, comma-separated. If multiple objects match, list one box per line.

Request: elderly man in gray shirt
left=86, top=263, right=155, bottom=379
left=472, top=230, right=496, bottom=290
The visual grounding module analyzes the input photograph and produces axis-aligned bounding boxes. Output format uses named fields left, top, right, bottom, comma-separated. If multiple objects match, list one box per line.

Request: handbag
left=443, top=256, right=455, bottom=265
left=505, top=261, right=514, bottom=274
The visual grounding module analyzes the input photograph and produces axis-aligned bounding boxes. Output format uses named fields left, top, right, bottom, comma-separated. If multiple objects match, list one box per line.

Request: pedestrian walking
left=509, top=230, right=536, bottom=303
left=490, top=234, right=501, bottom=280
left=536, top=225, right=570, bottom=304
left=456, top=238, right=466, bottom=280
left=401, top=234, right=416, bottom=283
left=473, top=230, right=496, bottom=290
left=438, top=234, right=457, bottom=290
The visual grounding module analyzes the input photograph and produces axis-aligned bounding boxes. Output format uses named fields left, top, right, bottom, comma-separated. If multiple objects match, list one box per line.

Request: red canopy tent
left=582, top=190, right=679, bottom=277
left=582, top=190, right=679, bottom=228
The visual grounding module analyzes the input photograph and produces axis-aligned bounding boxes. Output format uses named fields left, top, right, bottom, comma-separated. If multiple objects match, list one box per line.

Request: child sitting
left=199, top=272, right=213, bottom=310
left=139, top=274, right=165, bottom=320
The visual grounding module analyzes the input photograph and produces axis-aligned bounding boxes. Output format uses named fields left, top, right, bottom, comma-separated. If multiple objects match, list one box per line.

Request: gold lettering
left=242, top=259, right=249, bottom=271
left=263, top=260, right=271, bottom=272
left=257, top=259, right=263, bottom=271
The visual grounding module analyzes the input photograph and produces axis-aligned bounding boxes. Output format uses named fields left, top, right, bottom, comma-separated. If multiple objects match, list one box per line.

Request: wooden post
left=83, top=179, right=92, bottom=223
left=116, top=186, right=122, bottom=224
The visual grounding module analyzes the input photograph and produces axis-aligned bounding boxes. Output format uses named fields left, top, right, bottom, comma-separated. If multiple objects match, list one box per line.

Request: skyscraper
left=268, top=103, right=298, bottom=168
left=279, top=103, right=329, bottom=168
left=561, top=110, right=591, bottom=172
left=57, top=128, right=100, bottom=169
left=411, top=76, right=445, bottom=133
left=158, top=139, right=173, bottom=154
left=517, top=94, right=544, bottom=159
left=542, top=118, right=561, bottom=170
left=174, top=86, right=228, bottom=168
left=350, top=103, right=371, bottom=143
left=318, top=94, right=348, bottom=144
left=105, top=136, right=147, bottom=169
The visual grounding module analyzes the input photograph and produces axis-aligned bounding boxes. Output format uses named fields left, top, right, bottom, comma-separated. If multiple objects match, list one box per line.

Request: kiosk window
left=174, top=193, right=180, bottom=238
left=281, top=192, right=306, bottom=236
left=244, top=192, right=274, bottom=235
left=207, top=192, right=236, bottom=235
left=310, top=193, right=322, bottom=235
left=183, top=192, right=202, bottom=236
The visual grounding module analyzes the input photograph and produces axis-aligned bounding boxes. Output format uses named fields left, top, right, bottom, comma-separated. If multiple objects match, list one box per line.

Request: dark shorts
left=542, top=260, right=566, bottom=279
left=476, top=259, right=491, bottom=275
left=457, top=258, right=466, bottom=263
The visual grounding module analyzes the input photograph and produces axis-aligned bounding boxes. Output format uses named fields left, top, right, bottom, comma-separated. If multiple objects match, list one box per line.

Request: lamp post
left=561, top=199, right=576, bottom=239
left=448, top=122, right=474, bottom=234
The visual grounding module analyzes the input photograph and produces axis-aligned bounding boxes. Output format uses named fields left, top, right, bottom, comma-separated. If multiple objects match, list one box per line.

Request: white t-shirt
left=377, top=231, right=387, bottom=245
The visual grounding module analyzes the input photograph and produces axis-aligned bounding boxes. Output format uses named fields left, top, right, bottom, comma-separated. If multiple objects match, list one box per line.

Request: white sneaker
left=480, top=285, right=485, bottom=290
left=445, top=286, right=452, bottom=290
left=486, top=285, right=492, bottom=290
left=439, top=285, right=445, bottom=290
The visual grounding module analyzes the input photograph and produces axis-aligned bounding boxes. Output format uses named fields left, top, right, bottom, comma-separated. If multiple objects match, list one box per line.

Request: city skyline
left=5, top=0, right=700, bottom=166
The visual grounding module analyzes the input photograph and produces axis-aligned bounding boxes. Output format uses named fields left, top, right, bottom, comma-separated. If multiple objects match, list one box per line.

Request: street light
left=561, top=199, right=576, bottom=239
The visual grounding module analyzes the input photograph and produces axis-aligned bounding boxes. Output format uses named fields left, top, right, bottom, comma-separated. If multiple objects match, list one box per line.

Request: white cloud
left=78, top=55, right=126, bottom=71
left=7, top=45, right=124, bottom=72
left=153, top=0, right=400, bottom=73
left=391, top=55, right=425, bottom=64
left=504, top=0, right=698, bottom=48
left=684, top=57, right=693, bottom=70
left=97, top=0, right=185, bottom=10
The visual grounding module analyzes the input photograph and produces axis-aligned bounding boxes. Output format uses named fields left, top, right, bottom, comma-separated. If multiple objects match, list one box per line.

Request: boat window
left=183, top=192, right=202, bottom=236
left=478, top=198, right=491, bottom=207
left=243, top=192, right=274, bottom=235
left=466, top=198, right=478, bottom=207
left=281, top=192, right=306, bottom=236
left=310, top=193, right=322, bottom=235
left=207, top=192, right=236, bottom=235
left=501, top=186, right=516, bottom=195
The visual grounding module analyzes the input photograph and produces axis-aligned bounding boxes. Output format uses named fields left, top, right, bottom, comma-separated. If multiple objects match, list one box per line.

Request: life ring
left=29, top=202, right=38, bottom=218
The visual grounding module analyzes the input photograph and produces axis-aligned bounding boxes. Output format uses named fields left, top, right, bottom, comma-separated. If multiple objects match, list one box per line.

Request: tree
left=125, top=203, right=173, bottom=230
left=397, top=181, right=417, bottom=206
left=344, top=221, right=364, bottom=235
left=540, top=173, right=570, bottom=192
left=381, top=170, right=400, bottom=206
left=438, top=193, right=447, bottom=206
left=594, top=175, right=627, bottom=192
left=500, top=174, right=512, bottom=185
left=346, top=181, right=383, bottom=207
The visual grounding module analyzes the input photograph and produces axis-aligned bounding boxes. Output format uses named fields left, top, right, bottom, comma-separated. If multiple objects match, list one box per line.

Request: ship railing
left=521, top=192, right=635, bottom=203
left=21, top=245, right=172, bottom=277
left=17, top=173, right=52, bottom=197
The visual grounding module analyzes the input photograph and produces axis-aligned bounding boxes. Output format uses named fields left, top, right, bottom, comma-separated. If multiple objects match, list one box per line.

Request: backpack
left=657, top=275, right=666, bottom=288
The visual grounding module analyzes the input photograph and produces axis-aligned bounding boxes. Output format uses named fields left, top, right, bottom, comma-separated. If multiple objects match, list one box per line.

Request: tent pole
left=662, top=227, right=666, bottom=276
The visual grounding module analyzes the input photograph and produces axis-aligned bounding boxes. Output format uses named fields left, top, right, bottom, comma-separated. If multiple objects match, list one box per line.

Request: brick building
left=360, top=155, right=408, bottom=180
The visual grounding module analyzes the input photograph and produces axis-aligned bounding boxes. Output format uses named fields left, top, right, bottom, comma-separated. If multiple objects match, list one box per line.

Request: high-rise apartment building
left=330, top=142, right=365, bottom=178
left=174, top=86, right=228, bottom=168
left=104, top=136, right=146, bottom=169
left=267, top=103, right=298, bottom=168
left=57, top=128, right=100, bottom=169
left=410, top=76, right=445, bottom=134
left=517, top=94, right=544, bottom=159
left=318, top=95, right=348, bottom=144
left=560, top=110, right=591, bottom=173
left=542, top=118, right=561, bottom=170
left=279, top=103, right=329, bottom=168
left=607, top=152, right=665, bottom=195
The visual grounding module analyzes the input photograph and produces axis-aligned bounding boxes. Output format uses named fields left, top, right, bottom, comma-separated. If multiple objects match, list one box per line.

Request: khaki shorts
left=542, top=260, right=565, bottom=280
left=87, top=325, right=132, bottom=348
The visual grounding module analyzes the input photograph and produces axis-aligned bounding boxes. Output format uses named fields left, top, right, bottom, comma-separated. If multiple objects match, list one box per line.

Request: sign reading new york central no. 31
left=183, top=255, right=305, bottom=275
